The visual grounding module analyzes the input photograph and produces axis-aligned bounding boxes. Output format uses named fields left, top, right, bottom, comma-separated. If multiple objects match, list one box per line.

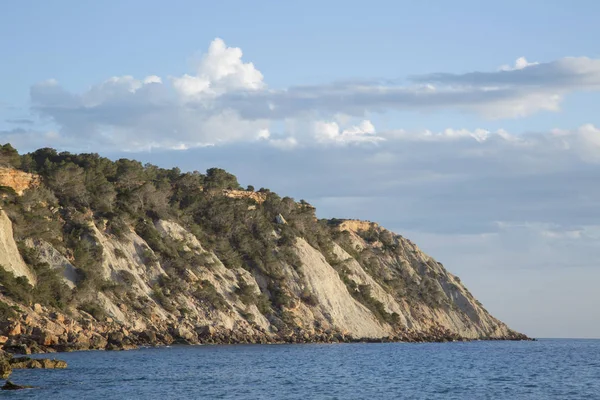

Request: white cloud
left=26, top=38, right=600, bottom=151
left=313, top=120, right=381, bottom=144
left=171, top=38, right=264, bottom=99
left=257, top=128, right=270, bottom=139
left=143, top=75, right=162, bottom=84
left=171, top=74, right=211, bottom=98
left=383, top=127, right=496, bottom=142
left=268, top=136, right=298, bottom=150
left=375, top=124, right=600, bottom=164
left=551, top=123, right=600, bottom=162
left=499, top=57, right=540, bottom=71
left=30, top=40, right=271, bottom=151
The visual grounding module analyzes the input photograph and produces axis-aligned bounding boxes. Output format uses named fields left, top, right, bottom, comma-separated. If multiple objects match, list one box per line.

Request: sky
left=2, top=0, right=600, bottom=338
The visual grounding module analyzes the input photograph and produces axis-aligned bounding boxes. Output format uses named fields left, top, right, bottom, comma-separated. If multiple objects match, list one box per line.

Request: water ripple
left=1, top=339, right=599, bottom=399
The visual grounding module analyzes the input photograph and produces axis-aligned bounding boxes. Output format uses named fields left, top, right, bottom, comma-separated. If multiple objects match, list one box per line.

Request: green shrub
left=78, top=302, right=107, bottom=321
left=152, top=285, right=177, bottom=313
left=235, top=278, right=257, bottom=305
left=107, top=218, right=129, bottom=241
left=192, top=280, right=230, bottom=311
left=256, top=294, right=271, bottom=315
left=117, top=270, right=136, bottom=285
left=114, top=248, right=127, bottom=259
left=0, top=267, right=33, bottom=305
left=141, top=248, right=159, bottom=266
left=269, top=284, right=292, bottom=309
left=0, top=301, right=17, bottom=320
left=240, top=309, right=256, bottom=324
left=300, top=288, right=318, bottom=306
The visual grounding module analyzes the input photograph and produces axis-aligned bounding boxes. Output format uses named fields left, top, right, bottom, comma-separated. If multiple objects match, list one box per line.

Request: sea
left=2, top=339, right=599, bottom=399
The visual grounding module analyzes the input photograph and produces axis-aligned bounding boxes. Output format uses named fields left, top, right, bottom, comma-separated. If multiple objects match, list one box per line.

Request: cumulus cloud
left=171, top=38, right=264, bottom=99
left=23, top=37, right=600, bottom=151
left=30, top=67, right=271, bottom=151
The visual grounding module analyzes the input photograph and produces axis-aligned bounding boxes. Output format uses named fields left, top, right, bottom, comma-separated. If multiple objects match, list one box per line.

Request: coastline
left=3, top=326, right=532, bottom=356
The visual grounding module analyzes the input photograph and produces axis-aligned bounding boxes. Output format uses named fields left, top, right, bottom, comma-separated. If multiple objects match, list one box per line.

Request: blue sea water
left=2, top=339, right=599, bottom=399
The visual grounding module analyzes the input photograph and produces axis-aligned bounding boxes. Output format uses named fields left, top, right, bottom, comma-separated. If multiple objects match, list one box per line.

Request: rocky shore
left=0, top=306, right=530, bottom=356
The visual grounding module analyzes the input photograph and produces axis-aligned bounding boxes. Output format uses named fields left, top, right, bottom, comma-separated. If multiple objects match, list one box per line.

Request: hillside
left=0, top=144, right=527, bottom=353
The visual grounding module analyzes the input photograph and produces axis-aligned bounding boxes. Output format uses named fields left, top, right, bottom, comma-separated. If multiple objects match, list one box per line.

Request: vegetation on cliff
left=0, top=144, right=527, bottom=352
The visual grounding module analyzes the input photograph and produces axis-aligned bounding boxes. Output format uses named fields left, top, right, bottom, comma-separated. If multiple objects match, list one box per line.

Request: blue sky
left=2, top=0, right=600, bottom=338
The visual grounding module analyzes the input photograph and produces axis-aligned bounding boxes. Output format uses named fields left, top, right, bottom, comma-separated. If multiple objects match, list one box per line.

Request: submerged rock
left=9, top=357, right=67, bottom=369
left=1, top=380, right=34, bottom=390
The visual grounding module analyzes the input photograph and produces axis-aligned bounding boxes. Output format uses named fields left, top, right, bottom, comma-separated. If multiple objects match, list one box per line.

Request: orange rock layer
left=0, top=168, right=40, bottom=196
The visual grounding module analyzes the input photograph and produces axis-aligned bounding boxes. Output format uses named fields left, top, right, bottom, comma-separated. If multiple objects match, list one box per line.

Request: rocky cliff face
left=0, top=163, right=527, bottom=354
left=0, top=211, right=36, bottom=285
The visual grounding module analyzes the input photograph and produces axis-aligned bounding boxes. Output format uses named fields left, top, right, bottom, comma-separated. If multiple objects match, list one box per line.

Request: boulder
left=157, top=332, right=174, bottom=345
left=172, top=326, right=197, bottom=343
left=7, top=322, right=21, bottom=336
left=32, top=328, right=60, bottom=346
left=140, top=330, right=157, bottom=343
left=88, top=333, right=108, bottom=349
left=107, top=331, right=125, bottom=345
left=3, top=341, right=32, bottom=355
left=51, top=312, right=65, bottom=324
left=195, top=325, right=215, bottom=338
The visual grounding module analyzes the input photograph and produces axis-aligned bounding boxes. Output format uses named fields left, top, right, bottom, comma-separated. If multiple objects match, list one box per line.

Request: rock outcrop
left=0, top=349, right=67, bottom=381
left=0, top=168, right=39, bottom=196
left=222, top=189, right=268, bottom=204
left=0, top=210, right=36, bottom=284
left=336, top=219, right=380, bottom=233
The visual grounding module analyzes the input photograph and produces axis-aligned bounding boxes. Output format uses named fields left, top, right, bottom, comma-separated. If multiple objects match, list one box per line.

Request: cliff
left=0, top=152, right=527, bottom=353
